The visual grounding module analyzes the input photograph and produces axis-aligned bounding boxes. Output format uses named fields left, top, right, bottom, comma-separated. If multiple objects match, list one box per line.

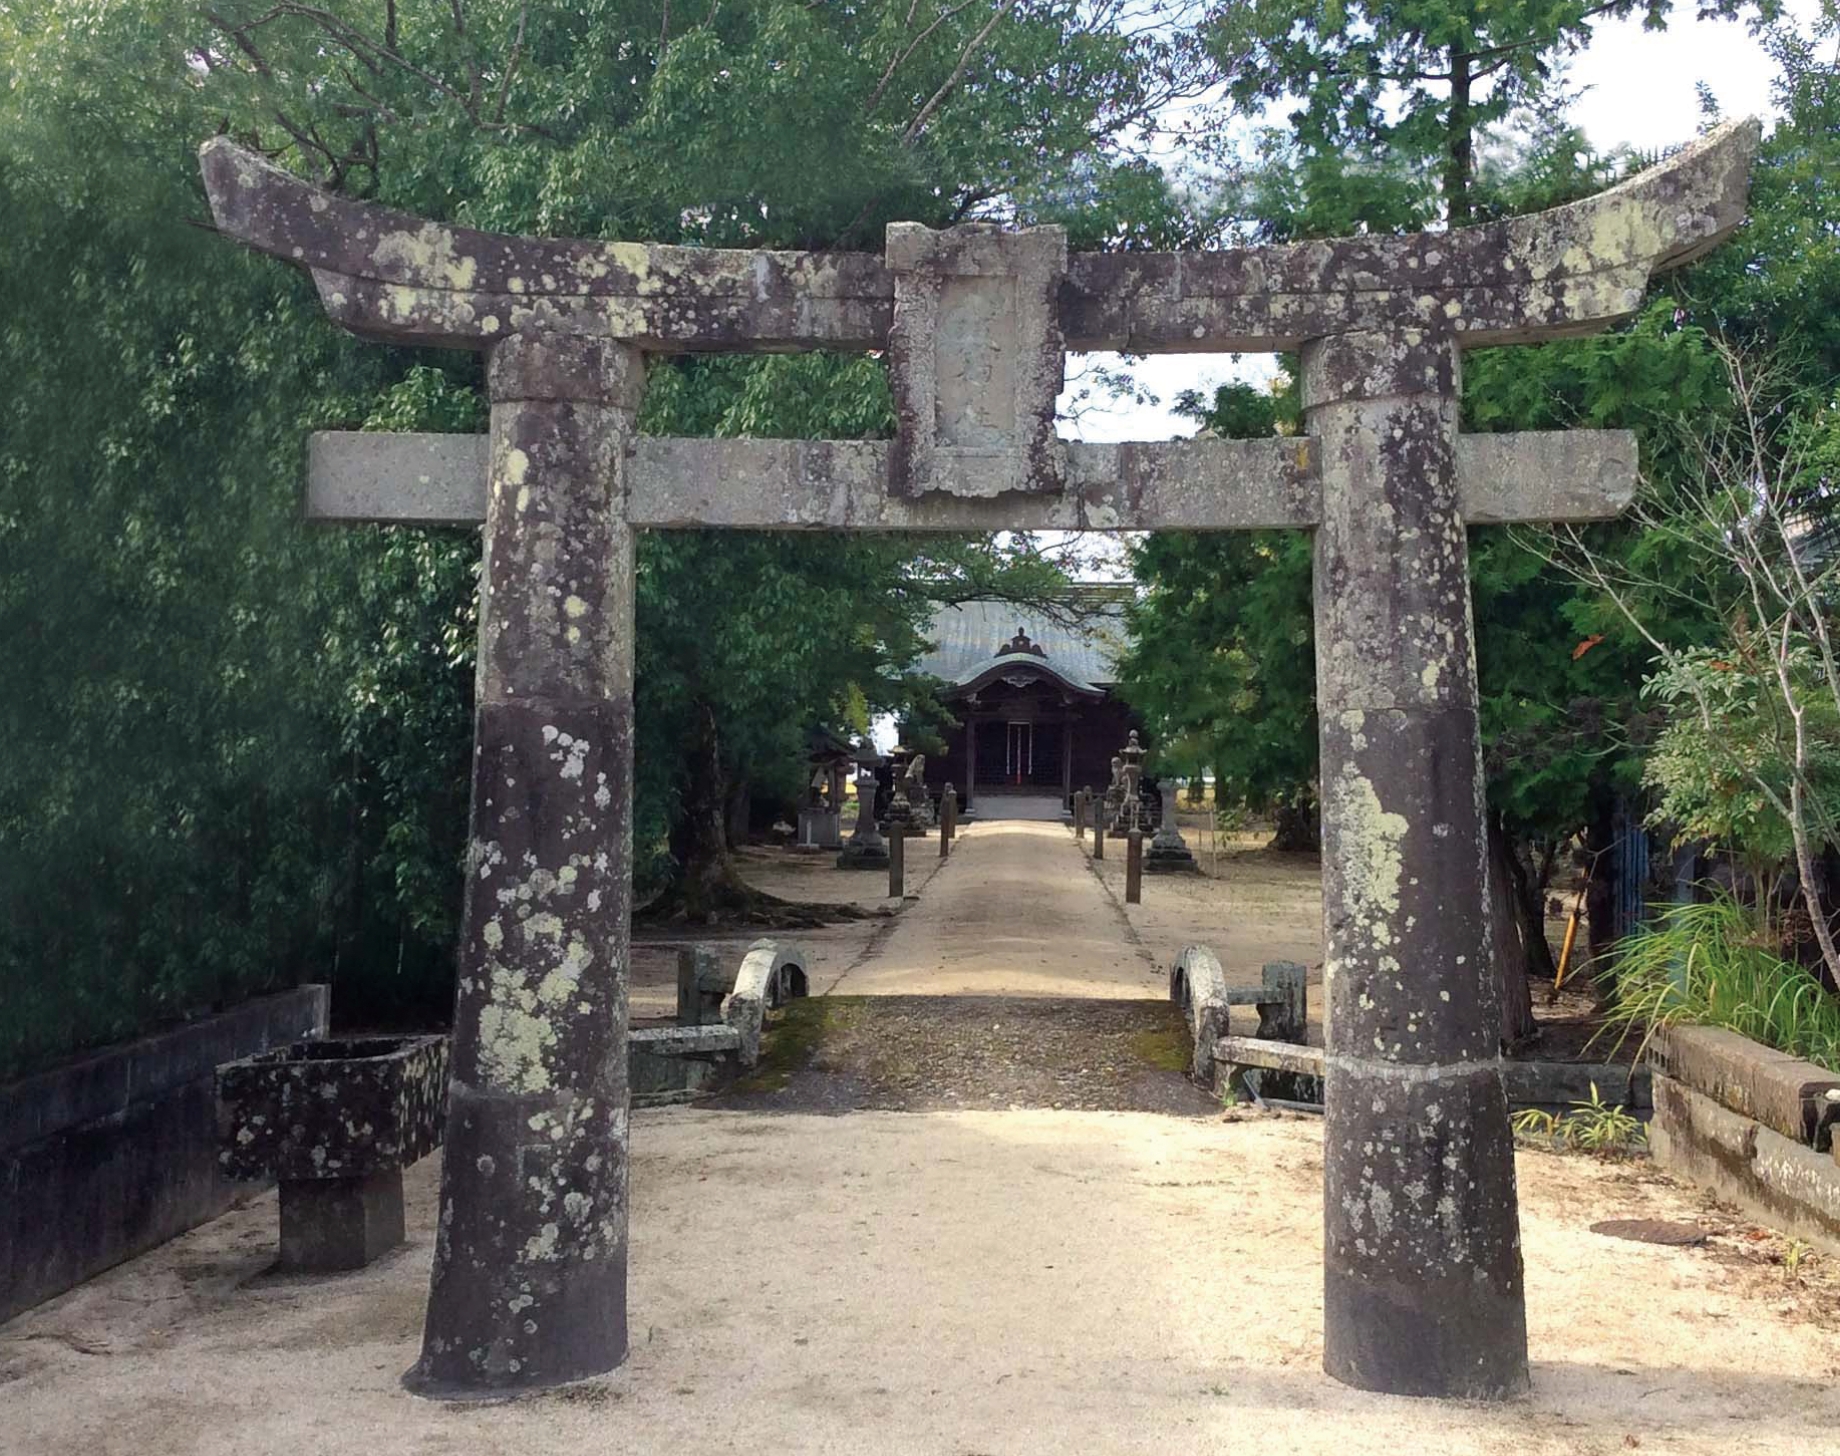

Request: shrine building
left=914, top=588, right=1142, bottom=816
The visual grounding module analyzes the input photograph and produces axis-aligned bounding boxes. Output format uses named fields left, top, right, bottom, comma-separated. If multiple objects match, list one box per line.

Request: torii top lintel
left=199, top=119, right=1757, bottom=359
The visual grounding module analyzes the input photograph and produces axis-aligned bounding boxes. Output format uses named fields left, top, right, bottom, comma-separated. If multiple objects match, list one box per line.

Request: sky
left=1055, top=2, right=1817, bottom=445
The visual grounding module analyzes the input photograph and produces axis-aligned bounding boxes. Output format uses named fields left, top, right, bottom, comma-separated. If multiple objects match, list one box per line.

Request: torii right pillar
left=1305, top=324, right=1523, bottom=1395
left=1298, top=118, right=1757, bottom=1392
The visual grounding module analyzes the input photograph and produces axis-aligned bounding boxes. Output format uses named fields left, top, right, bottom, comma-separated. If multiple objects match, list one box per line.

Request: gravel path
left=708, top=820, right=1210, bottom=1112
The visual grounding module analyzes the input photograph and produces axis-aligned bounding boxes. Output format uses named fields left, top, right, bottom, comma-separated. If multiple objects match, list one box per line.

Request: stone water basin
left=217, top=1034, right=447, bottom=1272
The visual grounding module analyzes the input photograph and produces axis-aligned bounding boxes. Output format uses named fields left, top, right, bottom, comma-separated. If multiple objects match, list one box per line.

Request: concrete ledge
left=1500, top=1060, right=1651, bottom=1111
left=630, top=1025, right=747, bottom=1107
left=1214, top=1037, right=1326, bottom=1078
left=1649, top=1024, right=1840, bottom=1148
left=1650, top=1073, right=1840, bottom=1254
left=1, top=986, right=330, bottom=1323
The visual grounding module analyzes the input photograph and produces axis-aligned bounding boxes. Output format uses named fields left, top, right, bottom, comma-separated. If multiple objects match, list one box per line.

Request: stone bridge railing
left=1167, top=946, right=1306, bottom=1085
left=628, top=939, right=811, bottom=1104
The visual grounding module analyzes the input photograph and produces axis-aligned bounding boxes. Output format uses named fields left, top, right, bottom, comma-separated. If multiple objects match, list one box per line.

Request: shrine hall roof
left=916, top=589, right=1130, bottom=690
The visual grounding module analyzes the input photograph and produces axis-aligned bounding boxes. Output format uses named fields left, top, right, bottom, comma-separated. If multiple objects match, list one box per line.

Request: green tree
left=0, top=0, right=1207, bottom=1072
left=1205, top=0, right=1772, bottom=229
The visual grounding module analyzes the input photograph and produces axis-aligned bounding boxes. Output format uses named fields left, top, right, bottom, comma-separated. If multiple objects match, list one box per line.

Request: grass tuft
left=1598, top=892, right=1840, bottom=1072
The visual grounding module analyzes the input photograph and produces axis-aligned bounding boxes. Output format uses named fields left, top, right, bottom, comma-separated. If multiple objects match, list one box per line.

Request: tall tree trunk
left=667, top=701, right=740, bottom=919
left=1268, top=789, right=1321, bottom=852
left=724, top=776, right=750, bottom=851
left=1445, top=49, right=1474, bottom=228
left=1487, top=810, right=1541, bottom=1048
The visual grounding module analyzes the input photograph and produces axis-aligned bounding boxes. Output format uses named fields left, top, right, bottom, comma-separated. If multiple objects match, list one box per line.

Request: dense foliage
left=1120, top=7, right=1840, bottom=1015
left=0, top=0, right=1198, bottom=1077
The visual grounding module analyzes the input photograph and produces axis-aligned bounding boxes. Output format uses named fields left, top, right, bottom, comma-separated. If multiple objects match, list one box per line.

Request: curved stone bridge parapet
left=723, top=940, right=813, bottom=1067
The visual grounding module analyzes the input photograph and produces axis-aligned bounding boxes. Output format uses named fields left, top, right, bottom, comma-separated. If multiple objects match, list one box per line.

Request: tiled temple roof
left=914, top=587, right=1131, bottom=688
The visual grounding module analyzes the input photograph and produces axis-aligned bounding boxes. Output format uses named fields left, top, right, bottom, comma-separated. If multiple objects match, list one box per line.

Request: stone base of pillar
left=1144, top=846, right=1200, bottom=874
left=279, top=1171, right=405, bottom=1273
left=836, top=841, right=891, bottom=870
left=1323, top=1066, right=1528, bottom=1398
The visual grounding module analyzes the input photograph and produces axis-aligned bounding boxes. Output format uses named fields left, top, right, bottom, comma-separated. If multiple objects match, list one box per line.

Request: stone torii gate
left=199, top=120, right=1756, bottom=1401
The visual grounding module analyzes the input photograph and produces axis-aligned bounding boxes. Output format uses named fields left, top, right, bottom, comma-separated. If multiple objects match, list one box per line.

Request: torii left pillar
left=407, top=333, right=642, bottom=1395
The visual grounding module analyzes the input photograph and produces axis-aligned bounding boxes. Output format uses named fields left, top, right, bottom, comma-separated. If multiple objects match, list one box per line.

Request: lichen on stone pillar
left=406, top=332, right=644, bottom=1398
left=1304, top=325, right=1528, bottom=1400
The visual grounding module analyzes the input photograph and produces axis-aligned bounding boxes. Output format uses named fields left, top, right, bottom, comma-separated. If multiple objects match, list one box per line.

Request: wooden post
left=889, top=821, right=905, bottom=898
left=1093, top=816, right=1105, bottom=861
left=1125, top=828, right=1143, bottom=904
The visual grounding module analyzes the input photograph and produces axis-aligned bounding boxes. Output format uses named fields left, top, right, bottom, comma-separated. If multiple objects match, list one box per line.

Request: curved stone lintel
left=202, top=120, right=1757, bottom=355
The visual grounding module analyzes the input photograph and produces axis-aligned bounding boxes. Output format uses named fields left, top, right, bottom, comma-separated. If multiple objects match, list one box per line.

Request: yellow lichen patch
left=563, top=595, right=589, bottom=619
left=371, top=223, right=480, bottom=291
left=503, top=448, right=531, bottom=486
left=476, top=967, right=557, bottom=1093
left=1332, top=766, right=1408, bottom=933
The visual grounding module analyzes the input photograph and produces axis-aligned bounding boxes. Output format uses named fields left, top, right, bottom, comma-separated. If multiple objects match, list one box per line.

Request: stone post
left=1303, top=327, right=1527, bottom=1399
left=940, top=784, right=957, bottom=857
left=1125, top=829, right=1143, bottom=905
left=406, top=334, right=642, bottom=1398
left=1073, top=790, right=1087, bottom=841
left=1093, top=816, right=1105, bottom=861
left=889, top=822, right=905, bottom=898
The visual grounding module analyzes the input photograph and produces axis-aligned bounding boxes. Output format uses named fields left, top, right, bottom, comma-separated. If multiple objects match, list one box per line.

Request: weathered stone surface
left=628, top=1024, right=745, bottom=1106
left=307, top=428, right=1636, bottom=532
left=1650, top=1074, right=1840, bottom=1254
left=217, top=1035, right=448, bottom=1183
left=1498, top=1059, right=1651, bottom=1111
left=1214, top=1036, right=1326, bottom=1079
left=1249, top=962, right=1307, bottom=1044
left=886, top=224, right=1066, bottom=499
left=279, top=1170, right=406, bottom=1273
left=1145, top=778, right=1199, bottom=873
left=406, top=333, right=640, bottom=1398
left=1649, top=1024, right=1840, bottom=1148
left=837, top=760, right=891, bottom=870
left=723, top=940, right=812, bottom=1067
left=1323, top=1061, right=1526, bottom=1397
left=203, top=120, right=1755, bottom=356
left=1170, top=951, right=1311, bottom=1084
left=1307, top=326, right=1526, bottom=1398
left=675, top=945, right=731, bottom=1028
left=1063, top=120, right=1756, bottom=351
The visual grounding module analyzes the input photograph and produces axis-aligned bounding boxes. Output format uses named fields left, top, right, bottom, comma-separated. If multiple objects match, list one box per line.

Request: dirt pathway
left=719, top=821, right=1206, bottom=1112
left=822, top=819, right=1164, bottom=999
left=8, top=1114, right=1837, bottom=1456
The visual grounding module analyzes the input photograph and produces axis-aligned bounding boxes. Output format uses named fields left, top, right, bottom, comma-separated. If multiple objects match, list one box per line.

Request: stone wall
left=1647, top=1025, right=1840, bottom=1253
left=0, top=986, right=329, bottom=1322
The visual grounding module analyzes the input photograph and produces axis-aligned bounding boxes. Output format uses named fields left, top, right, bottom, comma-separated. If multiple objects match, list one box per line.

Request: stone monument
left=1146, top=778, right=1200, bottom=874
left=836, top=761, right=889, bottom=870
